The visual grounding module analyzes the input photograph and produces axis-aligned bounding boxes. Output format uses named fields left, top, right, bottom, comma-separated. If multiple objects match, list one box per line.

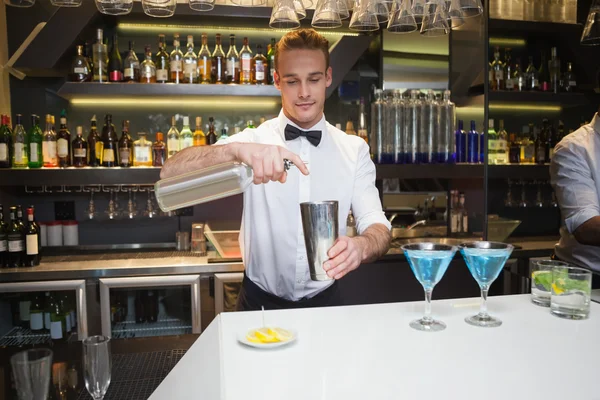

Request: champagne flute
left=82, top=335, right=112, bottom=400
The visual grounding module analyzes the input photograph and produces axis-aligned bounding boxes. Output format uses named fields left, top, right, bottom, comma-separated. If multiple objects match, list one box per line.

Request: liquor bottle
left=512, top=59, right=524, bottom=92
left=87, top=116, right=103, bottom=167
left=267, top=38, right=276, bottom=84
left=109, top=34, right=123, bottom=82
left=509, top=133, right=520, bottom=164
left=84, top=41, right=94, bottom=74
left=124, top=41, right=140, bottom=83
left=0, top=115, right=12, bottom=168
left=155, top=34, right=170, bottom=83
left=101, top=114, right=118, bottom=167
left=44, top=292, right=54, bottom=332
left=167, top=116, right=180, bottom=158
left=0, top=205, right=7, bottom=268
left=27, top=115, right=43, bottom=168
left=29, top=205, right=41, bottom=264
left=133, top=132, right=153, bottom=167
left=450, top=191, right=460, bottom=233
left=197, top=33, right=212, bottom=84
left=211, top=33, right=226, bottom=84
left=520, top=124, right=535, bottom=163
left=206, top=117, right=217, bottom=145
left=219, top=125, right=229, bottom=140
left=69, top=45, right=91, bottom=82
left=503, top=48, right=514, bottom=91
left=357, top=97, right=369, bottom=144
left=140, top=45, right=157, bottom=84
left=562, top=62, right=576, bottom=92
left=183, top=35, right=198, bottom=84
left=549, top=47, right=561, bottom=94
left=152, top=132, right=166, bottom=167
left=225, top=34, right=239, bottom=84
left=50, top=295, right=65, bottom=340
left=534, top=124, right=546, bottom=165
left=496, top=119, right=508, bottom=164
left=7, top=206, right=24, bottom=268
left=345, top=118, right=357, bottom=135
left=239, top=37, right=253, bottom=85
left=525, top=56, right=539, bottom=91
left=467, top=120, right=479, bottom=164
left=64, top=292, right=76, bottom=331
left=42, top=114, right=58, bottom=168
left=24, top=207, right=39, bottom=267
left=92, top=28, right=108, bottom=83
left=193, top=117, right=206, bottom=146
left=57, top=113, right=71, bottom=168
left=29, top=293, right=44, bottom=332
left=58, top=295, right=71, bottom=333
left=118, top=120, right=133, bottom=167
left=490, top=46, right=504, bottom=90
left=71, top=126, right=88, bottom=167
left=180, top=116, right=194, bottom=150
left=251, top=45, right=268, bottom=85
left=170, top=34, right=184, bottom=84
left=247, top=120, right=256, bottom=129
left=538, top=51, right=550, bottom=92
left=458, top=193, right=468, bottom=234
left=546, top=119, right=557, bottom=161
left=12, top=114, right=28, bottom=168
left=455, top=120, right=466, bottom=163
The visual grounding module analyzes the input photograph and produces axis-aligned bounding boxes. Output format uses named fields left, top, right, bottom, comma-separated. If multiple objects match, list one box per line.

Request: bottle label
left=42, top=141, right=57, bottom=162
left=488, top=139, right=500, bottom=151
left=74, top=148, right=86, bottom=158
left=9, top=239, right=24, bottom=252
left=226, top=59, right=235, bottom=77
left=183, top=62, right=197, bottom=77
left=14, top=143, right=24, bottom=163
left=20, top=301, right=30, bottom=321
left=505, top=78, right=514, bottom=90
left=95, top=142, right=104, bottom=160
left=242, top=57, right=251, bottom=75
left=103, top=149, right=115, bottom=162
left=0, top=239, right=6, bottom=252
left=181, top=137, right=193, bottom=149
left=462, top=215, right=468, bottom=233
left=30, top=143, right=39, bottom=162
left=168, top=138, right=180, bottom=153
left=171, top=60, right=182, bottom=72
left=110, top=71, right=124, bottom=81
left=142, top=67, right=154, bottom=79
left=57, top=138, right=69, bottom=157
left=495, top=70, right=504, bottom=80
left=74, top=67, right=86, bottom=74
left=30, top=312, right=44, bottom=330
left=26, top=234, right=39, bottom=255
left=532, top=78, right=539, bottom=88
left=124, top=68, right=134, bottom=79
left=65, top=313, right=72, bottom=332
left=540, top=81, right=549, bottom=91
left=255, top=61, right=265, bottom=81
left=50, top=320, right=63, bottom=339
left=44, top=312, right=51, bottom=330
left=569, top=81, right=576, bottom=87
left=70, top=310, right=76, bottom=328
left=270, top=67, right=275, bottom=81
left=0, top=143, right=7, bottom=161
left=157, top=69, right=168, bottom=81
left=135, top=147, right=150, bottom=163
left=120, top=149, right=131, bottom=165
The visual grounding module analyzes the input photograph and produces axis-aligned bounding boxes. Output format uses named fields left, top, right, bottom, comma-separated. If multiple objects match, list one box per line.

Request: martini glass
left=402, top=243, right=457, bottom=332
left=459, top=241, right=514, bottom=327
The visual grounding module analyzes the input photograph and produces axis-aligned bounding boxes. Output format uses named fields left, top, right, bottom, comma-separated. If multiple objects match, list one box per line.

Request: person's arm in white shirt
left=324, top=141, right=392, bottom=279
left=550, top=138, right=600, bottom=246
left=160, top=129, right=308, bottom=182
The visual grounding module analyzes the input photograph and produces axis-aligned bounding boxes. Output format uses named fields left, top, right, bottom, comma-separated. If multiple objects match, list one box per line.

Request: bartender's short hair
left=275, top=29, right=330, bottom=72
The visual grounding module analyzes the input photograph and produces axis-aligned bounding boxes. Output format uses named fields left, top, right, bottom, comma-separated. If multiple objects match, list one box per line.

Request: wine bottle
left=27, top=115, right=43, bottom=169
left=7, top=206, right=24, bottom=268
left=25, top=207, right=39, bottom=267
left=118, top=120, right=133, bottom=167
left=109, top=34, right=124, bottom=82
left=87, top=116, right=103, bottom=167
left=72, top=126, right=88, bottom=167
left=102, top=114, right=118, bottom=167
left=29, top=292, right=44, bottom=332
left=0, top=205, right=7, bottom=268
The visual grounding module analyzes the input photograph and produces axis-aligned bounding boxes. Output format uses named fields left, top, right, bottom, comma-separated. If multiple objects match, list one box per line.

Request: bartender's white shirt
left=551, top=112, right=600, bottom=272
left=217, top=110, right=391, bottom=300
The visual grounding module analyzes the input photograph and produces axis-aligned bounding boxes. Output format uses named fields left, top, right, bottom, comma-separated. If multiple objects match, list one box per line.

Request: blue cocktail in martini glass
left=402, top=243, right=457, bottom=332
left=459, top=241, right=514, bottom=327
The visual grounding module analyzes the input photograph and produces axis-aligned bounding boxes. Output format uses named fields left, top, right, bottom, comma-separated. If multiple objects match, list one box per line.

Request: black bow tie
left=284, top=124, right=322, bottom=147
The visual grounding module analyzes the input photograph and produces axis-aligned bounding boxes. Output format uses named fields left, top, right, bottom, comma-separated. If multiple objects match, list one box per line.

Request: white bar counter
left=149, top=295, right=600, bottom=400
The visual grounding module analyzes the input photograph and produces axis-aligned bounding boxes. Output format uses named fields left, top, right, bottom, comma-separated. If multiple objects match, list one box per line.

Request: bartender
left=550, top=108, right=600, bottom=288
left=161, top=29, right=392, bottom=310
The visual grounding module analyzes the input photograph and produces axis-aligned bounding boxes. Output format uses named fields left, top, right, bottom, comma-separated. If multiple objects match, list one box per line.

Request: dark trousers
left=236, top=274, right=341, bottom=311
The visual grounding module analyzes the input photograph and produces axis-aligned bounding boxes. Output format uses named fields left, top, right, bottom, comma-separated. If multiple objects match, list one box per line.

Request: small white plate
left=237, top=329, right=297, bottom=349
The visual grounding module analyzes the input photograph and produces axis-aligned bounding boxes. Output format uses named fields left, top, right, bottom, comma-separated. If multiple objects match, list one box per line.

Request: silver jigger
left=300, top=201, right=338, bottom=281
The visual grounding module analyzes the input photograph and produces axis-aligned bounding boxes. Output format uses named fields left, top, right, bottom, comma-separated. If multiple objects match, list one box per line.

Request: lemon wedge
left=552, top=282, right=565, bottom=295
left=245, top=331, right=262, bottom=343
left=271, top=327, right=293, bottom=342
left=254, top=328, right=279, bottom=343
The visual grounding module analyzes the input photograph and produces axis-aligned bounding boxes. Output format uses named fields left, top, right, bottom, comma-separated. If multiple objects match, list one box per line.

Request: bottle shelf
left=376, top=164, right=484, bottom=180
left=489, top=18, right=582, bottom=35
left=488, top=90, right=592, bottom=106
left=0, top=167, right=161, bottom=186
left=488, top=164, right=550, bottom=180
left=57, top=82, right=281, bottom=100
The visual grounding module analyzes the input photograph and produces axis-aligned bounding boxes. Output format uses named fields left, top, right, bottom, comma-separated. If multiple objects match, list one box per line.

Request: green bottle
left=267, top=38, right=276, bottom=85
left=27, top=115, right=43, bottom=169
left=50, top=295, right=65, bottom=340
left=29, top=292, right=44, bottom=332
left=12, top=114, right=28, bottom=168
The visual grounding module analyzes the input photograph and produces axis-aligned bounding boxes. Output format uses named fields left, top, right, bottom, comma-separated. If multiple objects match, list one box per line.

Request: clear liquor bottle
left=525, top=56, right=539, bottom=91
left=12, top=114, right=28, bottom=168
left=512, top=59, right=524, bottom=92
left=193, top=117, right=206, bottom=146
left=140, top=45, right=157, bottom=84
left=124, top=41, right=140, bottom=82
left=197, top=33, right=212, bottom=84
left=239, top=37, right=253, bottom=85
left=225, top=34, right=239, bottom=84
left=42, top=114, right=57, bottom=168
left=562, top=62, right=576, bottom=92
left=520, top=124, right=535, bottom=163
left=496, top=119, right=509, bottom=164
left=57, top=113, right=71, bottom=168
left=180, top=116, right=194, bottom=150
left=267, top=38, right=276, bottom=85
left=251, top=45, right=267, bottom=85
left=183, top=35, right=198, bottom=84
left=155, top=34, right=170, bottom=83
left=133, top=132, right=153, bottom=167
left=503, top=48, right=514, bottom=91
left=549, top=47, right=561, bottom=94
left=167, top=116, right=180, bottom=158
left=490, top=46, right=504, bottom=91
left=92, top=29, right=108, bottom=83
left=211, top=33, right=226, bottom=84
left=170, top=34, right=184, bottom=84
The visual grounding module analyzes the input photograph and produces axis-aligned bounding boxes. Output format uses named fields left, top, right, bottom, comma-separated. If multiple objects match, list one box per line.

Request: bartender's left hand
left=323, top=237, right=365, bottom=280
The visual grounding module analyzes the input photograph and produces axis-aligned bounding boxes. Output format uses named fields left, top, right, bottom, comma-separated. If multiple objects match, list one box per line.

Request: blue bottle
left=467, top=120, right=479, bottom=163
left=455, top=120, right=466, bottom=163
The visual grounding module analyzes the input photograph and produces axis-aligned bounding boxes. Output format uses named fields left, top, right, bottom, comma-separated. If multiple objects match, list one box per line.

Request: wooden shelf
left=376, top=164, right=484, bottom=180
left=57, top=82, right=281, bottom=99
left=0, top=168, right=161, bottom=186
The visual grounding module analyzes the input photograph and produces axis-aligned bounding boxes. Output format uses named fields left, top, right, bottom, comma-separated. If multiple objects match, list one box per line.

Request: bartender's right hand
left=233, top=143, right=309, bottom=184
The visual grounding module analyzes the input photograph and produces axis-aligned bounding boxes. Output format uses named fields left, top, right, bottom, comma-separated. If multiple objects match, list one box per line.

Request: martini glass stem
left=479, top=286, right=489, bottom=318
left=423, top=288, right=433, bottom=323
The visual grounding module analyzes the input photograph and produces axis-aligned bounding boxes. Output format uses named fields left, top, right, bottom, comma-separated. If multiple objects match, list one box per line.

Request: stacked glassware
left=370, top=88, right=456, bottom=164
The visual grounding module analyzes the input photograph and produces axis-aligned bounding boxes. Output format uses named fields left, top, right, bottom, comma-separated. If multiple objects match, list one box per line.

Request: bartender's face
left=274, top=48, right=332, bottom=130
